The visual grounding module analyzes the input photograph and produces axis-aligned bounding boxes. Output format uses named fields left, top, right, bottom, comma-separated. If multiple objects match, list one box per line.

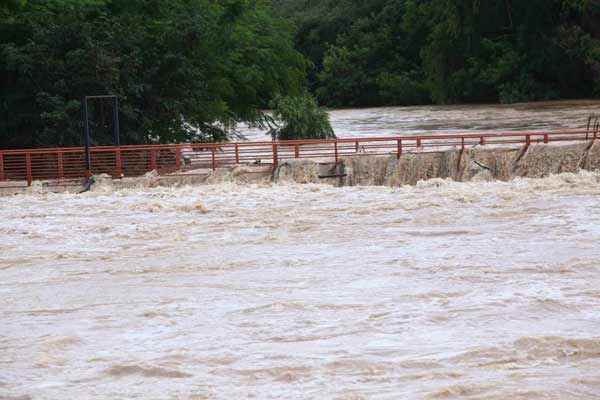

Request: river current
left=240, top=100, right=600, bottom=140
left=2, top=170, right=600, bottom=399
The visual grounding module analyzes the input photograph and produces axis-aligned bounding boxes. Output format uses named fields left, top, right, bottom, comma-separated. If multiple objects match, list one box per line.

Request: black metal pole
left=83, top=97, right=92, bottom=176
left=113, top=96, right=120, bottom=146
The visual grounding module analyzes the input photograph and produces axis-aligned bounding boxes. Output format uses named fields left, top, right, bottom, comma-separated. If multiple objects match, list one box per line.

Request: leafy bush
left=268, top=93, right=335, bottom=141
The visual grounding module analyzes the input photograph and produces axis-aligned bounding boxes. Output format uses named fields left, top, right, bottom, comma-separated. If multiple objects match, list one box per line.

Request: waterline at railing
left=0, top=129, right=595, bottom=186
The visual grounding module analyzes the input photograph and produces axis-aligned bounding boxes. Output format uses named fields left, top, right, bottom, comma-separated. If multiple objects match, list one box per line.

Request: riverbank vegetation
left=276, top=0, right=600, bottom=107
left=268, top=93, right=335, bottom=140
left=1, top=0, right=599, bottom=148
left=0, top=0, right=307, bottom=148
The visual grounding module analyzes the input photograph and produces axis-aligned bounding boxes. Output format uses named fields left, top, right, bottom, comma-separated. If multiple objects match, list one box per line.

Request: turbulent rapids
left=2, top=171, right=600, bottom=399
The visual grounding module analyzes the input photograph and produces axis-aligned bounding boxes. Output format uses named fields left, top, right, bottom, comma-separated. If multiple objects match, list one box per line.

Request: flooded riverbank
left=2, top=172, right=600, bottom=399
left=240, top=100, right=600, bottom=140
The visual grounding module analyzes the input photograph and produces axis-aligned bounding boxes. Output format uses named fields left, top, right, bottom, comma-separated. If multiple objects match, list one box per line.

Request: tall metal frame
left=82, top=95, right=120, bottom=177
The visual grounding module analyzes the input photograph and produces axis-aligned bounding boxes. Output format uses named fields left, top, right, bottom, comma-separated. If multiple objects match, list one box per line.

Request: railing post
left=334, top=141, right=339, bottom=163
left=0, top=152, right=4, bottom=181
left=526, top=135, right=531, bottom=147
left=115, top=148, right=123, bottom=177
left=416, top=137, right=422, bottom=148
left=294, top=144, right=299, bottom=159
left=272, top=142, right=278, bottom=168
left=175, top=146, right=182, bottom=170
left=25, top=153, right=32, bottom=186
left=397, top=140, right=402, bottom=160
left=480, top=136, right=485, bottom=145
left=150, top=149, right=157, bottom=171
left=355, top=141, right=359, bottom=153
left=543, top=134, right=549, bottom=144
left=235, top=143, right=240, bottom=164
left=57, top=151, right=64, bottom=180
left=211, top=147, right=216, bottom=171
left=461, top=137, right=465, bottom=150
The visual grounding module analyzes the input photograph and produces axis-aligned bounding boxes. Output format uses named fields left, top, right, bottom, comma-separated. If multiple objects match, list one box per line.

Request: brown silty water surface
left=240, top=100, right=600, bottom=140
left=1, top=170, right=600, bottom=399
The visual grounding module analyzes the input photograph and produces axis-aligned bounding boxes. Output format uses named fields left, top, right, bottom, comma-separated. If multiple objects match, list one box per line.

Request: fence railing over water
left=0, top=129, right=596, bottom=186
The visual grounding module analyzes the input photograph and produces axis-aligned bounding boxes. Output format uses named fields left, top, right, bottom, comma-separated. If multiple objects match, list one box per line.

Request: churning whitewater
left=2, top=173, right=600, bottom=399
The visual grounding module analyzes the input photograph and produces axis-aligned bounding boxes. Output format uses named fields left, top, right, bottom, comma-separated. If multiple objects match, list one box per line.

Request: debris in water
left=195, top=202, right=209, bottom=213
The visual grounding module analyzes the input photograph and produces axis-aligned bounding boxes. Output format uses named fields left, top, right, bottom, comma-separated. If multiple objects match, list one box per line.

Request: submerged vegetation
left=268, top=94, right=335, bottom=141
left=1, top=0, right=599, bottom=148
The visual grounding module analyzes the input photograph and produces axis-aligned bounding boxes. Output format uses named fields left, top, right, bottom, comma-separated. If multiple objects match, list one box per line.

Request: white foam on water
left=1, top=172, right=600, bottom=399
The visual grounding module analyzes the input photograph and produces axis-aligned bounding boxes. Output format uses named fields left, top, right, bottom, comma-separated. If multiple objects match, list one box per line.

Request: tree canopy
left=1, top=0, right=600, bottom=148
left=276, top=0, right=600, bottom=107
left=0, top=0, right=306, bottom=148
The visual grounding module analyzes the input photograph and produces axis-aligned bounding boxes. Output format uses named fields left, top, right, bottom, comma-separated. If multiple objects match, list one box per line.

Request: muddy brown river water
left=240, top=100, right=600, bottom=140
left=3, top=100, right=600, bottom=399
left=2, top=170, right=600, bottom=399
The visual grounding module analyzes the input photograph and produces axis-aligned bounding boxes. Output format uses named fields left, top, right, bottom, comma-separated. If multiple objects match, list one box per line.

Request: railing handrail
left=0, top=128, right=595, bottom=186
left=0, top=128, right=589, bottom=155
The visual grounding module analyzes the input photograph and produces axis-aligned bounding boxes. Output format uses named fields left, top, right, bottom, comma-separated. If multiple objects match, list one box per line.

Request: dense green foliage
left=0, top=0, right=306, bottom=148
left=275, top=0, right=600, bottom=107
left=2, top=0, right=600, bottom=148
left=268, top=93, right=335, bottom=140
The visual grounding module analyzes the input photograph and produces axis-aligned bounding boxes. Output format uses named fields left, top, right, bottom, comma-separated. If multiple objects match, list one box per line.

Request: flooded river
left=2, top=171, right=600, bottom=399
left=241, top=100, right=600, bottom=140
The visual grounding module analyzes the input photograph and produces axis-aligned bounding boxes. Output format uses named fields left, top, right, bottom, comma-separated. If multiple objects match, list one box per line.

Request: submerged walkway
left=0, top=129, right=597, bottom=187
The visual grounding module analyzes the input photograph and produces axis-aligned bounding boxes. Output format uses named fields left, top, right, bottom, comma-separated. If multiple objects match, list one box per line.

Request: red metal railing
left=0, top=129, right=595, bottom=186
